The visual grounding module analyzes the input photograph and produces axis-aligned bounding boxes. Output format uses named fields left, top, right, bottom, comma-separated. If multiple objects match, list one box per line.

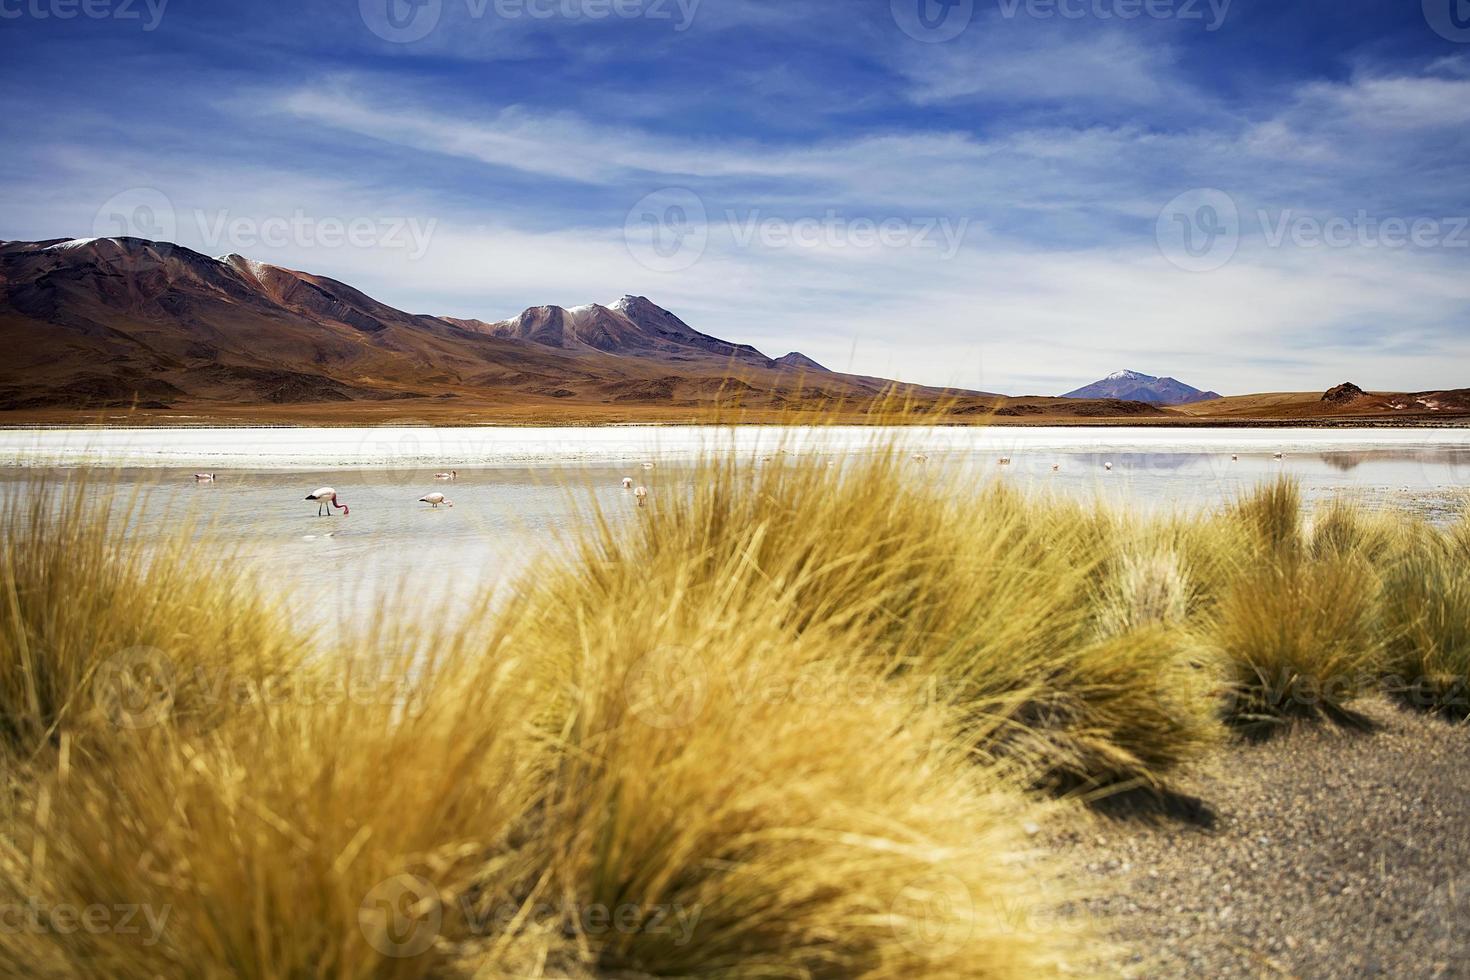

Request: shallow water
left=2, top=425, right=1466, bottom=628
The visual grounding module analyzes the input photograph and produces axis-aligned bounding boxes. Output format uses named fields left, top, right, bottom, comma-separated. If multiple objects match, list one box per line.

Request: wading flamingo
left=998, top=456, right=1012, bottom=465
left=634, top=486, right=649, bottom=507
left=1273, top=452, right=1285, bottom=460
left=305, top=487, right=349, bottom=517
left=419, top=492, right=453, bottom=508
left=621, top=477, right=634, bottom=489
left=642, top=462, right=655, bottom=470
left=193, top=473, right=216, bottom=482
left=434, top=470, right=458, bottom=480
left=1232, top=454, right=1239, bottom=461
left=1104, top=461, right=1114, bottom=471
left=1052, top=463, right=1060, bottom=472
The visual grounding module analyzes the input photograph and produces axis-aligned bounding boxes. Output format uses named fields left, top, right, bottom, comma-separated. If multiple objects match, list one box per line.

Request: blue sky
left=2, top=0, right=1468, bottom=395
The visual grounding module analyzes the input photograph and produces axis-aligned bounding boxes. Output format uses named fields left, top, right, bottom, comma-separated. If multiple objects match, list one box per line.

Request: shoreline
left=2, top=416, right=1469, bottom=432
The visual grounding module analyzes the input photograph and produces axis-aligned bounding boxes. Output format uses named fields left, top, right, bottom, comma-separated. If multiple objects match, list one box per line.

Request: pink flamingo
left=305, top=487, right=349, bottom=517
left=419, top=492, right=453, bottom=508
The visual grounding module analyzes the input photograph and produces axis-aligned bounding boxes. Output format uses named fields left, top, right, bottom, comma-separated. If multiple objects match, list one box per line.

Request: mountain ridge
left=1062, top=370, right=1221, bottom=406
left=0, top=236, right=936, bottom=415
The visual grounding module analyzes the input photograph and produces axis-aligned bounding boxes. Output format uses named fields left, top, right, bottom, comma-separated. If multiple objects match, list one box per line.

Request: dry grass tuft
left=0, top=479, right=307, bottom=763
left=0, top=469, right=1095, bottom=978
left=1381, top=527, right=1470, bottom=717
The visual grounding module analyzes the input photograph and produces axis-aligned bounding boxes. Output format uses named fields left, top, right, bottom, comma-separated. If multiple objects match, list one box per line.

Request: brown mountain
left=0, top=236, right=890, bottom=417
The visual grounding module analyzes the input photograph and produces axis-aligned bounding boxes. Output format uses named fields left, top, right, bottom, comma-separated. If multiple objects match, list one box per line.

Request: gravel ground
left=1055, top=698, right=1470, bottom=978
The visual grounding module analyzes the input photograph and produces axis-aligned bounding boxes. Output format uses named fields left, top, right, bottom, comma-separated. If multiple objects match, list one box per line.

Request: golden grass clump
left=1380, top=527, right=1470, bottom=717
left=1309, top=498, right=1403, bottom=565
left=549, top=449, right=1221, bottom=790
left=1229, top=475, right=1303, bottom=557
left=1208, top=551, right=1384, bottom=731
left=1093, top=542, right=1192, bottom=639
left=0, top=474, right=1093, bottom=978
left=0, top=480, right=308, bottom=762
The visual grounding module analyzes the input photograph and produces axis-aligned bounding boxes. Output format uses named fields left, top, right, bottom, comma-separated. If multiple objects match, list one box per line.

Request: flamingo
left=1231, top=454, right=1239, bottom=462
left=634, top=486, right=649, bottom=507
left=434, top=470, right=458, bottom=480
left=1273, top=452, right=1285, bottom=460
left=911, top=454, right=929, bottom=463
left=998, top=456, right=1012, bottom=465
left=305, top=487, right=349, bottom=517
left=419, top=492, right=453, bottom=508
left=1052, top=463, right=1060, bottom=472
left=641, top=462, right=655, bottom=470
left=1104, top=461, right=1114, bottom=471
left=621, top=477, right=634, bottom=489
left=193, top=473, right=216, bottom=482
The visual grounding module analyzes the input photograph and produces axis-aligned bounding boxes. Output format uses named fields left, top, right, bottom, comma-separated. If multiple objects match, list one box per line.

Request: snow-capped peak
left=45, top=237, right=106, bottom=251
left=1105, top=369, right=1154, bottom=381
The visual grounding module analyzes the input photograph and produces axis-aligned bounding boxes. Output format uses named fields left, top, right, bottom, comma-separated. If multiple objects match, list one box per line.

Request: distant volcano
left=1061, top=370, right=1221, bottom=406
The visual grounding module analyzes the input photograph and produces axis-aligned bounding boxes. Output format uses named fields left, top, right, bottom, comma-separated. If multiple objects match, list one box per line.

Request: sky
left=1, top=0, right=1468, bottom=396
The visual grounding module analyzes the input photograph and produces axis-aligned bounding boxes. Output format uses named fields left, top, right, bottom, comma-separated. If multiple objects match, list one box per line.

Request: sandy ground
left=1059, top=699, right=1470, bottom=978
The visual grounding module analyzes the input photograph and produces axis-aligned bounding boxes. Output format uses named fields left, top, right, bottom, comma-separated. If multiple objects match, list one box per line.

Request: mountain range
left=1, top=236, right=1462, bottom=425
left=0, top=236, right=917, bottom=416
left=1061, top=370, right=1222, bottom=406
